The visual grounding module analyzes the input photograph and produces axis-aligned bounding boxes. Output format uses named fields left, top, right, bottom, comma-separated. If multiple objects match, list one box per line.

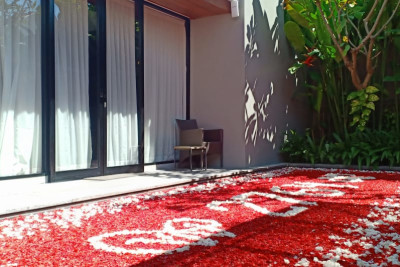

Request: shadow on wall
left=244, top=0, right=308, bottom=167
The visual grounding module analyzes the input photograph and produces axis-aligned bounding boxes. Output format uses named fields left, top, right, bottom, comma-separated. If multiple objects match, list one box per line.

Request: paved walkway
left=0, top=164, right=284, bottom=217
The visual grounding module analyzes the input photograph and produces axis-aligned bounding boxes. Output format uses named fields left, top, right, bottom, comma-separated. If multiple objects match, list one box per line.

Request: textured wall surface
left=190, top=3, right=246, bottom=168
left=191, top=0, right=310, bottom=168
left=243, top=0, right=310, bottom=167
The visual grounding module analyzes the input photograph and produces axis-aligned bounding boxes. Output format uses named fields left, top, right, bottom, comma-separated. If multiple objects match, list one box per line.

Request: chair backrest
left=179, top=129, right=204, bottom=146
left=176, top=119, right=198, bottom=131
left=176, top=119, right=204, bottom=146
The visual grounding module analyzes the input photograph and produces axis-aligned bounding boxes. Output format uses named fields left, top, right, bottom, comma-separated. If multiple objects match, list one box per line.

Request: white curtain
left=55, top=0, right=92, bottom=171
left=0, top=1, right=42, bottom=176
left=106, top=0, right=138, bottom=167
left=144, top=8, right=186, bottom=163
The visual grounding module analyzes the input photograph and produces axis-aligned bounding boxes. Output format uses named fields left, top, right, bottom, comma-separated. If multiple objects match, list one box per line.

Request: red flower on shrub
left=302, top=55, right=316, bottom=66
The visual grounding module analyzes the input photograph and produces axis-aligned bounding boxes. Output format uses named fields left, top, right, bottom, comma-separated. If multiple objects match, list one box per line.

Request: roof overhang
left=146, top=0, right=230, bottom=19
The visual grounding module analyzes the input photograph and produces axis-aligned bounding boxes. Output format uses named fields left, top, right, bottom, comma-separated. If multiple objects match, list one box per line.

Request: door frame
left=40, top=0, right=189, bottom=182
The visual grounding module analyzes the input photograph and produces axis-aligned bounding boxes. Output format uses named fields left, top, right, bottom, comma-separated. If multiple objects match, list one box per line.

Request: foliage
left=284, top=21, right=306, bottom=52
left=281, top=130, right=311, bottom=163
left=347, top=86, right=379, bottom=130
left=281, top=0, right=400, bottom=167
left=282, top=0, right=400, bottom=133
left=281, top=130, right=400, bottom=168
left=284, top=0, right=400, bottom=90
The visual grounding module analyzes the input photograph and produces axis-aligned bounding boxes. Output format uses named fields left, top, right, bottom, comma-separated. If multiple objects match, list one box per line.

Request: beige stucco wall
left=190, top=2, right=247, bottom=168
left=191, top=0, right=310, bottom=168
left=242, top=0, right=310, bottom=166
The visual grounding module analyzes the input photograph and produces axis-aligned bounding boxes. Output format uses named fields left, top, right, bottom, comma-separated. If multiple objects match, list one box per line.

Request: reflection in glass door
left=106, top=0, right=138, bottom=167
left=54, top=0, right=98, bottom=172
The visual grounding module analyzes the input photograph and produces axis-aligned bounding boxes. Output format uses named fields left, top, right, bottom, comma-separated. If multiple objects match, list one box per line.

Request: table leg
left=201, top=149, right=204, bottom=170
left=205, top=149, right=207, bottom=170
left=174, top=149, right=176, bottom=170
left=189, top=149, right=193, bottom=171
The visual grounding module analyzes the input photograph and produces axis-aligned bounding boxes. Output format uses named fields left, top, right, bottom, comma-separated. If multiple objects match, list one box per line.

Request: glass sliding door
left=0, top=0, right=189, bottom=180
left=144, top=7, right=186, bottom=164
left=106, top=0, right=138, bottom=167
left=0, top=0, right=42, bottom=176
left=54, top=0, right=97, bottom=172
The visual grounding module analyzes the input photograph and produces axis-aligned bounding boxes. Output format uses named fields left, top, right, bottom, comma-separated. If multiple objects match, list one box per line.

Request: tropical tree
left=283, top=0, right=400, bottom=131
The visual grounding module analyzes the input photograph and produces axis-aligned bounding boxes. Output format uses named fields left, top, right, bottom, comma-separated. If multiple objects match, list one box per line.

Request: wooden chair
left=174, top=127, right=207, bottom=171
left=175, top=119, right=223, bottom=170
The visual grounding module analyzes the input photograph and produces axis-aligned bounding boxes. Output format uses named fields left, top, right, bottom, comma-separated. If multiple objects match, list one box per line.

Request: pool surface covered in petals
left=1, top=168, right=400, bottom=266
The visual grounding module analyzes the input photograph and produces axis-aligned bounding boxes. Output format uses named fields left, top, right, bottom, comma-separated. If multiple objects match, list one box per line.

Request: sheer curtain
left=55, top=0, right=92, bottom=171
left=106, top=0, right=138, bottom=167
left=0, top=1, right=42, bottom=176
left=144, top=8, right=186, bottom=163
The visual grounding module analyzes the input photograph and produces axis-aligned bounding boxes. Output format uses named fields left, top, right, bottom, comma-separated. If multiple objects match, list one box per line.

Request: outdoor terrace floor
left=2, top=166, right=399, bottom=265
left=0, top=164, right=284, bottom=217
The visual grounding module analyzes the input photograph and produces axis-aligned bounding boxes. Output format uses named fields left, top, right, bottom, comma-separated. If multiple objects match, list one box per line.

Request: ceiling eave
left=145, top=0, right=230, bottom=19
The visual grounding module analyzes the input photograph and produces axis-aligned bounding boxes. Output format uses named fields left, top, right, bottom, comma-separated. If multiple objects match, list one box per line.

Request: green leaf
left=386, top=29, right=400, bottom=35
left=383, top=75, right=400, bottom=82
left=326, top=46, right=337, bottom=59
left=364, top=102, right=375, bottom=110
left=349, top=106, right=360, bottom=115
left=365, top=86, right=379, bottom=94
left=343, top=44, right=351, bottom=57
left=366, top=156, right=371, bottom=167
left=288, top=62, right=304, bottom=74
left=368, top=94, right=379, bottom=102
left=314, top=12, right=332, bottom=46
left=351, top=100, right=360, bottom=106
left=371, top=155, right=379, bottom=164
left=286, top=4, right=310, bottom=28
left=307, top=48, right=321, bottom=57
left=314, top=85, right=323, bottom=113
left=302, top=28, right=316, bottom=44
left=332, top=133, right=343, bottom=143
left=352, top=115, right=360, bottom=124
left=353, top=10, right=365, bottom=20
left=361, top=93, right=368, bottom=101
left=284, top=21, right=306, bottom=52
left=362, top=109, right=371, bottom=116
left=325, top=143, right=330, bottom=153
left=350, top=147, right=360, bottom=158
left=347, top=91, right=361, bottom=101
left=310, top=12, right=317, bottom=20
left=337, top=20, right=347, bottom=35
